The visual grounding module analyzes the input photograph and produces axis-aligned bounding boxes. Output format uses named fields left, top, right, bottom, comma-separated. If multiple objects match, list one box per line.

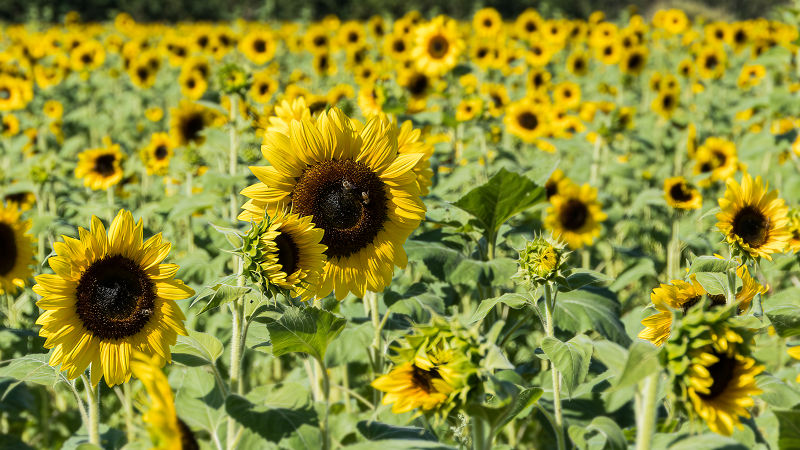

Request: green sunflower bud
left=513, top=233, right=569, bottom=287
left=217, top=63, right=249, bottom=95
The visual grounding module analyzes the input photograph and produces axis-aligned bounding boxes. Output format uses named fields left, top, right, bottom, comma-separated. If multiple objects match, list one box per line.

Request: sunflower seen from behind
left=0, top=202, right=35, bottom=294
left=75, top=143, right=125, bottom=190
left=34, top=210, right=193, bottom=386
left=239, top=108, right=426, bottom=300
left=716, top=173, right=790, bottom=261
left=545, top=182, right=606, bottom=249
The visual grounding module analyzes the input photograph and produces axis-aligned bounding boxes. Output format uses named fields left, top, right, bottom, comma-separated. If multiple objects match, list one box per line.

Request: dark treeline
left=0, top=0, right=789, bottom=24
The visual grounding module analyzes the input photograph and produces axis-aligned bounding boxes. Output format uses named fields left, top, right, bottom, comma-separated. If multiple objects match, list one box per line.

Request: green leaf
left=190, top=274, right=252, bottom=314
left=175, top=367, right=226, bottom=435
left=541, top=334, right=593, bottom=398
left=384, top=283, right=445, bottom=322
left=0, top=353, right=65, bottom=387
left=324, top=321, right=374, bottom=368
left=450, top=168, right=545, bottom=234
left=494, top=388, right=543, bottom=436
left=468, top=293, right=531, bottom=324
left=568, top=417, right=627, bottom=450
left=693, top=272, right=730, bottom=298
left=449, top=258, right=518, bottom=287
left=687, top=256, right=736, bottom=275
left=356, top=421, right=438, bottom=441
left=225, top=382, right=319, bottom=444
left=265, top=307, right=347, bottom=362
left=172, top=329, right=224, bottom=367
left=611, top=341, right=662, bottom=391
left=608, top=259, right=657, bottom=292
left=557, top=269, right=614, bottom=292
left=775, top=408, right=800, bottom=450
left=550, top=289, right=631, bottom=346
left=764, top=288, right=800, bottom=338
left=209, top=222, right=244, bottom=249
left=344, top=441, right=456, bottom=450
left=756, top=373, right=800, bottom=408
left=698, top=207, right=722, bottom=222
left=652, top=433, right=749, bottom=450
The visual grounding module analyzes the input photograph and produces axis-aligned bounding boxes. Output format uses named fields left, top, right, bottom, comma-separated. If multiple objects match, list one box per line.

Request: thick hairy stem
left=227, top=258, right=246, bottom=450
left=366, top=291, right=383, bottom=409
left=83, top=372, right=101, bottom=446
left=635, top=372, right=660, bottom=450
left=318, top=360, right=331, bottom=450
left=543, top=284, right=564, bottom=446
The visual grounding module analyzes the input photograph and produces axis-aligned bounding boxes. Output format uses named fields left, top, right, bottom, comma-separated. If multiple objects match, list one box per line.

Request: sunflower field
left=5, top=4, right=800, bottom=450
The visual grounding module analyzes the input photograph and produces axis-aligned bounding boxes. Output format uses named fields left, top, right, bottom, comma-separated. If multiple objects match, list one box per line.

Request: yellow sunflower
left=527, top=68, right=551, bottom=93
left=693, top=137, right=738, bottom=187
left=338, top=21, right=367, bottom=51
left=515, top=9, right=543, bottom=41
left=239, top=29, right=276, bottom=65
left=2, top=114, right=20, bottom=136
left=75, top=144, right=125, bottom=191
left=312, top=52, right=337, bottom=77
left=398, top=68, right=434, bottom=101
left=737, top=64, right=766, bottom=90
left=526, top=42, right=554, bottom=67
left=43, top=100, right=63, bottom=119
left=0, top=203, right=35, bottom=294
left=553, top=81, right=581, bottom=110
left=544, top=169, right=569, bottom=200
left=130, top=352, right=199, bottom=450
left=664, top=176, right=702, bottom=210
left=566, top=50, right=589, bottom=76
left=384, top=33, right=411, bottom=61
left=250, top=71, right=279, bottom=104
left=545, top=182, right=607, bottom=249
left=34, top=210, right=193, bottom=386
left=716, top=173, right=790, bottom=260
left=178, top=70, right=207, bottom=100
left=397, top=119, right=434, bottom=197
left=481, top=83, right=509, bottom=117
left=412, top=16, right=464, bottom=76
left=787, top=209, right=800, bottom=253
left=455, top=98, right=482, bottom=122
left=169, top=101, right=222, bottom=147
left=145, top=107, right=164, bottom=122
left=0, top=76, right=27, bottom=111
left=620, top=46, right=648, bottom=75
left=3, top=190, right=36, bottom=212
left=504, top=99, right=548, bottom=143
left=696, top=46, right=726, bottom=80
left=651, top=90, right=678, bottom=120
left=687, top=347, right=763, bottom=436
left=244, top=209, right=327, bottom=301
left=304, top=25, right=331, bottom=55
left=473, top=8, right=503, bottom=37
left=70, top=40, right=105, bottom=72
left=357, top=84, right=386, bottom=118
left=371, top=360, right=455, bottom=414
left=267, top=98, right=311, bottom=135
left=238, top=108, right=427, bottom=300
left=639, top=278, right=706, bottom=346
left=143, top=132, right=174, bottom=176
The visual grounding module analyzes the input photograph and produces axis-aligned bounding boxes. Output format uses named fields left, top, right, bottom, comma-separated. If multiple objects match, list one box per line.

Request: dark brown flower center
left=734, top=30, right=746, bottom=44
left=94, top=154, right=117, bottom=177
left=410, top=365, right=443, bottom=394
left=733, top=206, right=769, bottom=248
left=75, top=255, right=155, bottom=340
left=254, top=39, right=266, bottom=53
left=681, top=295, right=702, bottom=314
left=708, top=294, right=727, bottom=307
left=180, top=113, right=206, bottom=144
left=348, top=32, right=359, bottom=43
left=155, top=145, right=168, bottom=160
left=662, top=94, right=674, bottom=109
left=292, top=159, right=388, bottom=260
left=177, top=418, right=200, bottom=450
left=627, top=53, right=642, bottom=69
left=0, top=88, right=10, bottom=100
left=408, top=74, right=429, bottom=96
left=81, top=53, right=92, bottom=64
left=525, top=21, right=537, bottom=32
left=259, top=83, right=269, bottom=95
left=313, top=36, right=327, bottom=47
left=705, top=55, right=718, bottom=70
left=518, top=111, right=539, bottom=130
left=560, top=199, right=588, bottom=231
left=393, top=39, right=406, bottom=53
left=697, top=352, right=737, bottom=400
left=669, top=182, right=694, bottom=202
left=573, top=58, right=585, bottom=71
left=0, top=222, right=17, bottom=276
left=483, top=19, right=492, bottom=27
left=428, top=36, right=449, bottom=58
left=274, top=232, right=300, bottom=275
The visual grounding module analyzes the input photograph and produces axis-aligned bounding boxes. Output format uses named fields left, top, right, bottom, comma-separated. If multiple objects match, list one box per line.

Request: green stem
left=367, top=291, right=383, bottom=409
left=83, top=372, right=101, bottom=446
left=589, top=135, right=602, bottom=186
left=536, top=403, right=566, bottom=450
left=229, top=95, right=239, bottom=223
left=635, top=372, right=660, bottom=450
left=470, top=416, right=492, bottom=450
left=227, top=258, right=246, bottom=450
left=318, top=359, right=331, bottom=450
left=726, top=268, right=737, bottom=306
left=114, top=384, right=134, bottom=444
left=543, top=284, right=563, bottom=430
left=498, top=307, right=537, bottom=348
left=667, top=216, right=680, bottom=279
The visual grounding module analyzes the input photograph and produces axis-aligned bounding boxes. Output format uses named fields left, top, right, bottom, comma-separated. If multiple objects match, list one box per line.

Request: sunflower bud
left=217, top=63, right=249, bottom=95
left=513, top=234, right=568, bottom=287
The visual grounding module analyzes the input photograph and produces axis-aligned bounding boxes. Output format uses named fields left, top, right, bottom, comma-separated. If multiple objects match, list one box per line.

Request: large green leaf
left=448, top=258, right=518, bottom=286
left=450, top=168, right=545, bottom=234
left=693, top=272, right=731, bottom=298
left=356, top=421, right=438, bottom=441
left=557, top=269, right=614, bottom=292
left=468, top=293, right=531, bottom=324
left=775, top=408, right=800, bottom=450
left=172, top=329, right=224, bottom=367
left=344, top=441, right=456, bottom=450
left=687, top=256, right=737, bottom=275
left=549, top=289, right=630, bottom=346
left=756, top=373, right=800, bottom=408
left=190, top=274, right=253, bottom=314
left=265, top=307, right=347, bottom=362
left=764, top=288, right=800, bottom=338
left=225, top=382, right=319, bottom=444
left=608, top=258, right=657, bottom=292
left=651, top=433, right=748, bottom=450
left=0, top=353, right=65, bottom=387
left=324, top=321, right=374, bottom=368
left=611, top=341, right=662, bottom=391
left=494, top=387, right=543, bottom=436
left=541, top=334, right=593, bottom=398
left=175, top=367, right=226, bottom=435
left=568, top=416, right=627, bottom=450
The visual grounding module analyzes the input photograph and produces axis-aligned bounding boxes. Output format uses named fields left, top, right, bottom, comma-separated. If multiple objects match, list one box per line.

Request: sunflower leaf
left=356, top=421, right=438, bottom=442
left=609, top=341, right=662, bottom=391
left=568, top=416, right=627, bottom=450
left=450, top=168, right=545, bottom=234
left=687, top=256, right=737, bottom=275
left=557, top=269, right=614, bottom=292
left=764, top=287, right=800, bottom=338
left=541, top=334, right=593, bottom=398
left=265, top=306, right=347, bottom=362
left=493, top=387, right=543, bottom=436
left=225, top=382, right=319, bottom=444
left=468, top=293, right=531, bottom=324
left=172, top=329, right=224, bottom=366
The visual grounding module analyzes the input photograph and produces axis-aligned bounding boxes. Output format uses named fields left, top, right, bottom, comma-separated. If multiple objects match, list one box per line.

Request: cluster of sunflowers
left=2, top=4, right=800, bottom=450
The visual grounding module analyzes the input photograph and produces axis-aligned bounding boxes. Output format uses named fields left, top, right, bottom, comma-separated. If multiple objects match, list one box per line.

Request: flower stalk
left=635, top=372, right=660, bottom=450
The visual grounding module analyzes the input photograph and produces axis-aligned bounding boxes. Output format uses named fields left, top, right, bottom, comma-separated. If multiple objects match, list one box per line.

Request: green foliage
left=541, top=334, right=593, bottom=398
left=264, top=307, right=346, bottom=362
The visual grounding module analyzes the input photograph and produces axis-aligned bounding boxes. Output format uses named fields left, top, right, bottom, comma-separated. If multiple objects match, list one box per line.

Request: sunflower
left=327, top=84, right=354, bottom=106
left=75, top=144, right=125, bottom=191
left=312, top=52, right=337, bottom=77
left=693, top=137, right=738, bottom=186
left=384, top=33, right=411, bottom=61
left=678, top=59, right=694, bottom=78
left=2, top=114, right=19, bottom=136
left=0, top=203, right=35, bottom=294
left=243, top=209, right=327, bottom=301
left=737, top=64, right=766, bottom=90
left=504, top=99, right=548, bottom=143
left=0, top=76, right=27, bottom=111
left=4, top=190, right=36, bottom=212
left=481, top=83, right=509, bottom=117
left=353, top=62, right=378, bottom=85
left=181, top=56, right=210, bottom=80
left=371, top=359, right=456, bottom=414
left=553, top=81, right=580, bottom=110
left=620, top=46, right=648, bottom=75
left=170, top=101, right=221, bottom=147
left=651, top=90, right=678, bottom=119
left=687, top=347, right=763, bottom=436
left=338, top=21, right=367, bottom=51
left=696, top=46, right=726, bottom=80
left=661, top=9, right=689, bottom=35
left=178, top=70, right=207, bottom=100
left=705, top=22, right=730, bottom=46
left=638, top=278, right=705, bottom=346
left=515, top=9, right=543, bottom=41
left=357, top=84, right=386, bottom=118
left=43, top=100, right=63, bottom=119
left=526, top=42, right=553, bottom=67
left=145, top=107, right=164, bottom=122
left=545, top=182, right=607, bottom=249
left=544, top=169, right=569, bottom=200
left=128, top=60, right=157, bottom=89
left=412, top=16, right=464, bottom=76
left=469, top=39, right=496, bottom=70
left=250, top=72, right=278, bottom=104
left=238, top=108, right=427, bottom=300
left=131, top=352, right=199, bottom=450
left=716, top=173, right=790, bottom=260
left=730, top=22, right=751, bottom=53
left=455, top=98, right=482, bottom=122
left=70, top=40, right=105, bottom=72
left=267, top=98, right=311, bottom=135
left=664, top=177, right=702, bottom=210
left=735, top=264, right=768, bottom=313
left=787, top=209, right=800, bottom=253
left=368, top=16, right=386, bottom=38
left=239, top=29, right=276, bottom=65
left=595, top=41, right=622, bottom=65
left=34, top=210, right=193, bottom=386
left=589, top=22, right=618, bottom=48
left=143, top=133, right=174, bottom=176
left=397, top=120, right=434, bottom=197
left=304, top=25, right=331, bottom=55
left=473, top=8, right=503, bottom=38
left=527, top=68, right=551, bottom=93
left=398, top=68, right=433, bottom=101
left=566, top=50, right=589, bottom=76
